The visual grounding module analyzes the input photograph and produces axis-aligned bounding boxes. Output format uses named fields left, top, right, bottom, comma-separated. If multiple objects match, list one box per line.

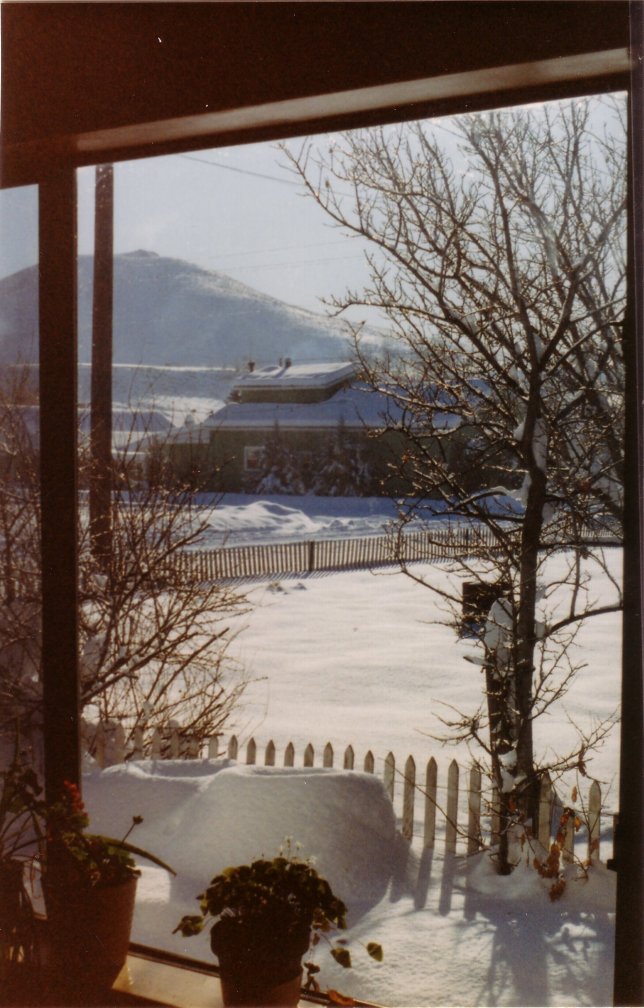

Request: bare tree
left=286, top=96, right=625, bottom=870
left=0, top=373, right=248, bottom=757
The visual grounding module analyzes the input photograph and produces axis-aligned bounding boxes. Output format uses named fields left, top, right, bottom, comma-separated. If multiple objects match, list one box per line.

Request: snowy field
left=86, top=758, right=617, bottom=1008
left=84, top=495, right=622, bottom=1007
left=195, top=494, right=421, bottom=546
left=224, top=560, right=621, bottom=797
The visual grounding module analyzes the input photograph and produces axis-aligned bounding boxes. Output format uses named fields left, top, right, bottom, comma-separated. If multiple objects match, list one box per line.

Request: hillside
left=0, top=250, right=379, bottom=367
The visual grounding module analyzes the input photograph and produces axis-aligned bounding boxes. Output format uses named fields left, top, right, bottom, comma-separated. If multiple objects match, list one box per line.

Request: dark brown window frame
left=1, top=4, right=641, bottom=1003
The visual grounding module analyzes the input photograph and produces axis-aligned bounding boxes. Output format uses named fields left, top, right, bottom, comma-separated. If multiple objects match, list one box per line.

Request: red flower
left=62, top=780, right=86, bottom=815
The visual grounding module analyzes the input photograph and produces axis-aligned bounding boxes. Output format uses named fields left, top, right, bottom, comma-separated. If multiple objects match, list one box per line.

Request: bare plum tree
left=285, top=96, right=625, bottom=870
left=0, top=373, right=248, bottom=759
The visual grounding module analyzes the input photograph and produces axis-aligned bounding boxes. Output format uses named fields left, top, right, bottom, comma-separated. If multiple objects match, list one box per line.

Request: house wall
left=162, top=415, right=515, bottom=497
left=163, top=425, right=408, bottom=494
left=213, top=426, right=397, bottom=493
left=163, top=437, right=215, bottom=492
left=162, top=423, right=492, bottom=496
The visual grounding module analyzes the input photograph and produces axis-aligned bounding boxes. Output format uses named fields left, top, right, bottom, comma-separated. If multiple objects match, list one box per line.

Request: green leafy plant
left=0, top=748, right=43, bottom=865
left=174, top=850, right=346, bottom=944
left=0, top=745, right=44, bottom=977
left=174, top=842, right=382, bottom=1001
left=43, top=779, right=175, bottom=889
left=1, top=743, right=175, bottom=893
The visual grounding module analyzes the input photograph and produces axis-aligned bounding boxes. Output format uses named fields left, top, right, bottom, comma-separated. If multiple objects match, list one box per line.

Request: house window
left=243, top=445, right=265, bottom=471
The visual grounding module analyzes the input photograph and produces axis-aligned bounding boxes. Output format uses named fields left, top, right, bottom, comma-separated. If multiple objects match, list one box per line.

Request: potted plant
left=0, top=745, right=44, bottom=991
left=174, top=843, right=382, bottom=1007
left=41, top=778, right=176, bottom=994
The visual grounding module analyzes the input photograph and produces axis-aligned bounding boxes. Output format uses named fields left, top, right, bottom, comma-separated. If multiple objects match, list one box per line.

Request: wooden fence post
left=402, top=755, right=416, bottom=841
left=164, top=728, right=180, bottom=758
left=179, top=731, right=200, bottom=759
left=129, top=725, right=144, bottom=761
left=284, top=742, right=295, bottom=767
left=588, top=780, right=601, bottom=861
left=107, top=722, right=126, bottom=766
left=150, top=727, right=162, bottom=759
left=90, top=722, right=105, bottom=768
left=304, top=743, right=315, bottom=767
left=562, top=809, right=575, bottom=864
left=538, top=773, right=553, bottom=850
left=265, top=740, right=276, bottom=766
left=467, top=764, right=482, bottom=855
left=228, top=735, right=239, bottom=760
left=384, top=752, right=395, bottom=801
left=363, top=750, right=374, bottom=774
left=424, top=758, right=437, bottom=850
left=343, top=745, right=355, bottom=770
left=246, top=738, right=257, bottom=765
left=323, top=743, right=334, bottom=768
left=446, top=759, right=459, bottom=854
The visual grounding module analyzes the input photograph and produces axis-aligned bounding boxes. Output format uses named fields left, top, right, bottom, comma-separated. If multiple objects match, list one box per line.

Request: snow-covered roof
left=3, top=404, right=173, bottom=450
left=198, top=384, right=461, bottom=432
left=207, top=384, right=389, bottom=430
left=233, top=361, right=355, bottom=392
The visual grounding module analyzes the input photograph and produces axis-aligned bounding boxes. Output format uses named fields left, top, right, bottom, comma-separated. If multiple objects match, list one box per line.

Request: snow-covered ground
left=188, top=493, right=516, bottom=547
left=224, top=557, right=621, bottom=800
left=196, top=494, right=410, bottom=546
left=85, top=758, right=618, bottom=1008
left=84, top=494, right=622, bottom=1007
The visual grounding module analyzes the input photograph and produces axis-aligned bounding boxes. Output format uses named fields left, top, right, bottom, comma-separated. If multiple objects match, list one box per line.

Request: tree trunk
left=515, top=464, right=547, bottom=828
left=484, top=659, right=514, bottom=874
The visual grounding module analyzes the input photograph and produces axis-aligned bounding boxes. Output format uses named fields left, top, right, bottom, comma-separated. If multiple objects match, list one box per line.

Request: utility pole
left=39, top=170, right=81, bottom=803
left=89, top=164, right=114, bottom=567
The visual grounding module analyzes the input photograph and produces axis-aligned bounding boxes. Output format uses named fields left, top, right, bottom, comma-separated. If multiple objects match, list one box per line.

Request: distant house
left=0, top=402, right=173, bottom=485
left=162, top=360, right=468, bottom=495
left=228, top=360, right=355, bottom=404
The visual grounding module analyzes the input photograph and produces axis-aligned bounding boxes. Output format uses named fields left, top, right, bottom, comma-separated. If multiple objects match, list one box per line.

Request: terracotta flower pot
left=219, top=967, right=303, bottom=1007
left=44, top=875, right=137, bottom=994
left=1, top=859, right=38, bottom=980
left=212, top=921, right=310, bottom=1007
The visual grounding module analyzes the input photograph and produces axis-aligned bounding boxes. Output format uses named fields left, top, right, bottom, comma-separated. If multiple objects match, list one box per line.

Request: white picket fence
left=176, top=525, right=499, bottom=581
left=82, top=721, right=610, bottom=864
left=174, top=521, right=620, bottom=582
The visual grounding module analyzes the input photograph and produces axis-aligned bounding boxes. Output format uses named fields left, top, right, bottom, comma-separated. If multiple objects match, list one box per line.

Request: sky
left=0, top=93, right=624, bottom=323
left=0, top=105, right=492, bottom=321
left=0, top=136, right=377, bottom=318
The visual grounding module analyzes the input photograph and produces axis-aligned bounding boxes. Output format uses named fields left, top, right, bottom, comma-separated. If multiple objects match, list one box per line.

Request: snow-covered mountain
left=0, top=250, right=382, bottom=367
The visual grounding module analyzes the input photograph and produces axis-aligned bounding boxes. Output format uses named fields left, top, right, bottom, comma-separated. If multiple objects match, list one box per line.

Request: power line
left=177, top=151, right=355, bottom=198
left=178, top=152, right=301, bottom=187
left=204, top=238, right=355, bottom=262
left=221, top=252, right=366, bottom=274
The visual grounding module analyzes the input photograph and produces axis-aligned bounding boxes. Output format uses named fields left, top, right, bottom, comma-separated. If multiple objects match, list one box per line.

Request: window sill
left=119, top=946, right=372, bottom=1007
left=113, top=945, right=224, bottom=1007
left=1, top=934, right=380, bottom=1008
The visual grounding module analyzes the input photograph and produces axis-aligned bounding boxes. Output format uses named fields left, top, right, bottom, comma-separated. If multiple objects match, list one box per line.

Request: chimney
left=248, top=360, right=255, bottom=373
left=284, top=357, right=292, bottom=369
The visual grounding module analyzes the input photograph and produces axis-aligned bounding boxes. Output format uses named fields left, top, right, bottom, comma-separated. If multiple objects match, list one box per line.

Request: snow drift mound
left=84, top=760, right=397, bottom=907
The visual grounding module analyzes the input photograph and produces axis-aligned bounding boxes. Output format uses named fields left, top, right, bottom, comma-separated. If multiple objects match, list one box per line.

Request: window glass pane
left=15, top=91, right=625, bottom=1006
left=0, top=185, right=43, bottom=866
